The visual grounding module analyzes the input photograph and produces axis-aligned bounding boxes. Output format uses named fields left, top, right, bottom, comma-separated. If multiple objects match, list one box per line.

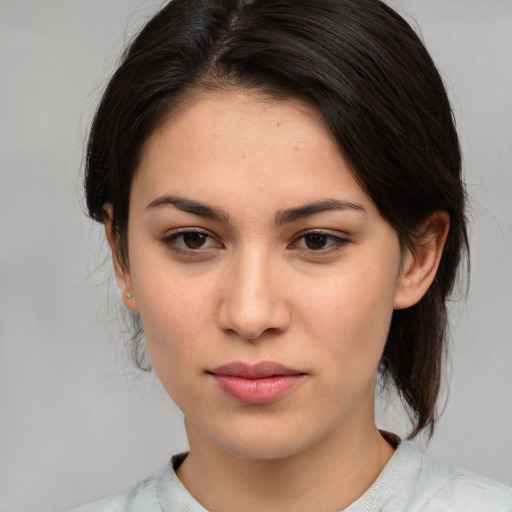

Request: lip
left=208, top=361, right=305, bottom=405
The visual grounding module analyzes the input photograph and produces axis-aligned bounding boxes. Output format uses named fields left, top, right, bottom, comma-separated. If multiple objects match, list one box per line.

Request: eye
left=292, top=231, right=349, bottom=252
left=162, top=229, right=221, bottom=252
left=180, top=232, right=210, bottom=249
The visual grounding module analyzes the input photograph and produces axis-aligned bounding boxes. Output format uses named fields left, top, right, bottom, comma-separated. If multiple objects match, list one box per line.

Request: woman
left=75, top=0, right=512, bottom=510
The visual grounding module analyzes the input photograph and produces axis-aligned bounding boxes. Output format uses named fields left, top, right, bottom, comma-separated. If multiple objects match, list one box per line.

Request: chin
left=205, top=418, right=327, bottom=461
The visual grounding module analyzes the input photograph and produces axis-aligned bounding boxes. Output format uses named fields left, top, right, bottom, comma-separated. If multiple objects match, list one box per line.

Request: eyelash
left=161, top=229, right=350, bottom=255
left=291, top=230, right=350, bottom=254
left=161, top=229, right=221, bottom=255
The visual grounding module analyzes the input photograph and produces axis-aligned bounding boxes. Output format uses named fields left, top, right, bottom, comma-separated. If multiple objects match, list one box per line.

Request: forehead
left=132, top=89, right=373, bottom=213
left=144, top=88, right=337, bottom=160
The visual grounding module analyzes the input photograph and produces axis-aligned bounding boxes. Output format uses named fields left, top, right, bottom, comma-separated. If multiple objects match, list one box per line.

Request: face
left=117, top=90, right=409, bottom=460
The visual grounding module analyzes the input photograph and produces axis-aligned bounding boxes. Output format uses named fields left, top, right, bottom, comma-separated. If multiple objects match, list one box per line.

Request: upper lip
left=209, top=361, right=303, bottom=378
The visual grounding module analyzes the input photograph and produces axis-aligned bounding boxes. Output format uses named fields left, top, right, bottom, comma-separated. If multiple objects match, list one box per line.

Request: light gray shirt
left=73, top=440, right=512, bottom=511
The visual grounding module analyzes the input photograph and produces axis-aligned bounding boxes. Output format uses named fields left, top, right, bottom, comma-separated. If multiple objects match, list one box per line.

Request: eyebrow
left=145, top=195, right=230, bottom=223
left=145, top=195, right=365, bottom=225
left=275, top=199, right=366, bottom=225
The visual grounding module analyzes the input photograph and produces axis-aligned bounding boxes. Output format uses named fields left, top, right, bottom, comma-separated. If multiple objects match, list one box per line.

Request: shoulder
left=71, top=454, right=206, bottom=512
left=71, top=472, right=161, bottom=512
left=346, top=439, right=512, bottom=512
left=402, top=441, right=512, bottom=512
left=416, top=450, right=512, bottom=511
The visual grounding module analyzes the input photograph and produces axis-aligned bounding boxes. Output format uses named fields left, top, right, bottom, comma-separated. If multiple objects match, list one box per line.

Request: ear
left=104, top=208, right=138, bottom=311
left=394, top=211, right=450, bottom=310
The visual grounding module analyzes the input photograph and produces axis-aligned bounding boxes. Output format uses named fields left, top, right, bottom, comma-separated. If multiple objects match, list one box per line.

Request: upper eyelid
left=161, top=228, right=219, bottom=243
left=161, top=227, right=349, bottom=238
left=291, top=228, right=350, bottom=240
left=163, top=227, right=215, bottom=238
left=290, top=230, right=351, bottom=250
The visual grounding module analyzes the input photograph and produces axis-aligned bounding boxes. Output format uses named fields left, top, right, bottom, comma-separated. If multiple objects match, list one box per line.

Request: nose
left=218, top=247, right=291, bottom=341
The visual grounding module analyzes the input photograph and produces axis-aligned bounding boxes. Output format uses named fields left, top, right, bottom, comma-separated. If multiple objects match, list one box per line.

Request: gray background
left=0, top=1, right=511, bottom=510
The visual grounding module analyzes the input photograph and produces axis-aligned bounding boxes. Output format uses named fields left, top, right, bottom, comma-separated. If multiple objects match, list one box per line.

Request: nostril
left=218, top=300, right=291, bottom=341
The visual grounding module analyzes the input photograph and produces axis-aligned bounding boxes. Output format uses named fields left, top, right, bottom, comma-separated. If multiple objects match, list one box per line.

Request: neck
left=177, top=411, right=395, bottom=512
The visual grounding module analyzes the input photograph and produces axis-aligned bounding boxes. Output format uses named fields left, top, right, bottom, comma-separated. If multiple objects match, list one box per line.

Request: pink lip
left=209, top=361, right=305, bottom=405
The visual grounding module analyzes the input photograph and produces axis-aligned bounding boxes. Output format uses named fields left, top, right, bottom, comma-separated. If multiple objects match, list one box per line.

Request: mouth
left=208, top=361, right=306, bottom=405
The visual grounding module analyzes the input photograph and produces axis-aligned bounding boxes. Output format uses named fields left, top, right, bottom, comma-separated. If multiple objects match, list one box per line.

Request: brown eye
left=182, top=232, right=208, bottom=249
left=304, top=233, right=329, bottom=250
left=292, top=231, right=349, bottom=253
left=163, top=230, right=220, bottom=253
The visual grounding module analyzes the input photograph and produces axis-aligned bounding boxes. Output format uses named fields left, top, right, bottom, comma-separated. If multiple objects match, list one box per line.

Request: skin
left=107, top=90, right=449, bottom=512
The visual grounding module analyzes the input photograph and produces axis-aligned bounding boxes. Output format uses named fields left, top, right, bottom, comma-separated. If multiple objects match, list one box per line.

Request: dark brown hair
left=85, top=0, right=468, bottom=438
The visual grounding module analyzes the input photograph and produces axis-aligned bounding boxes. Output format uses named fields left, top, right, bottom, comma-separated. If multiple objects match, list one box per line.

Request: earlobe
left=104, top=208, right=138, bottom=311
left=394, top=211, right=450, bottom=310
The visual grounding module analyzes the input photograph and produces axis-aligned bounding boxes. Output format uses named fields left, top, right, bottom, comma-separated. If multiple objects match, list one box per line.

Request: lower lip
left=212, top=375, right=304, bottom=405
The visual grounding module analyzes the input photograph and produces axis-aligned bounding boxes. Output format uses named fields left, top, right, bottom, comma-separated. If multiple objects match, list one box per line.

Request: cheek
left=299, top=267, right=397, bottom=340
left=129, top=257, right=216, bottom=366
left=294, top=262, right=399, bottom=388
left=136, top=286, right=212, bottom=404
